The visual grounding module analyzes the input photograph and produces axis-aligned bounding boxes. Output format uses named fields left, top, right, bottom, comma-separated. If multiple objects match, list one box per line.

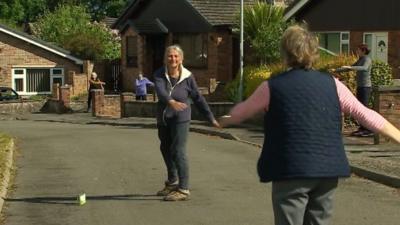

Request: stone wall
left=0, top=100, right=43, bottom=114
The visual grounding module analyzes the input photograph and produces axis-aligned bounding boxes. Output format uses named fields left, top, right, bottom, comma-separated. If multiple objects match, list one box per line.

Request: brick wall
left=120, top=28, right=142, bottom=92
left=0, top=32, right=82, bottom=88
left=388, top=31, right=400, bottom=78
left=373, top=86, right=400, bottom=144
left=68, top=71, right=88, bottom=97
left=92, top=90, right=121, bottom=118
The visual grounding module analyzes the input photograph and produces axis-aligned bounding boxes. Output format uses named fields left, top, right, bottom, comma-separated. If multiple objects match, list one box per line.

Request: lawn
left=0, top=133, right=12, bottom=182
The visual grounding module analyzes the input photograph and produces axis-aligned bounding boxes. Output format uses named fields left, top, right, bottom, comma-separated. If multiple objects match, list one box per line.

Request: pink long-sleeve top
left=229, top=78, right=386, bottom=132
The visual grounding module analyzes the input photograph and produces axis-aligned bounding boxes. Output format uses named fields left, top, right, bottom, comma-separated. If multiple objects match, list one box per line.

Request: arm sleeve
left=350, top=57, right=371, bottom=71
left=228, top=81, right=270, bottom=124
left=154, top=75, right=173, bottom=103
left=146, top=78, right=155, bottom=86
left=189, top=76, right=215, bottom=122
left=335, top=78, right=386, bottom=132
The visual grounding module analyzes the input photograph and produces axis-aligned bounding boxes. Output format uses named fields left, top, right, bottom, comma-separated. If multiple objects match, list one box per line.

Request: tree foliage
left=0, top=0, right=132, bottom=25
left=34, top=5, right=120, bottom=60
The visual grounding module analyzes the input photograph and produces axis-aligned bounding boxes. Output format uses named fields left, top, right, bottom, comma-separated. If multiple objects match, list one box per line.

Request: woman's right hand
left=168, top=99, right=187, bottom=111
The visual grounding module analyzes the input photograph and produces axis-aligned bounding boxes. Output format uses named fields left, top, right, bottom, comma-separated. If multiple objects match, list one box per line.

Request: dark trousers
left=157, top=121, right=190, bottom=190
left=356, top=87, right=372, bottom=131
left=136, top=95, right=147, bottom=101
left=87, top=90, right=92, bottom=109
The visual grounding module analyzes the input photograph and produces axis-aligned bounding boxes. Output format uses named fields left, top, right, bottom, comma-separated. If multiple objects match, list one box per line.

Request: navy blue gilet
left=258, top=69, right=350, bottom=182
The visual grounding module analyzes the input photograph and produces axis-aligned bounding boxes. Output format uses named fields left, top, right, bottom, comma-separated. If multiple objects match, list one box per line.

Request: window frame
left=126, top=36, right=138, bottom=68
left=318, top=31, right=350, bottom=54
left=12, top=67, right=64, bottom=95
left=172, top=33, right=208, bottom=69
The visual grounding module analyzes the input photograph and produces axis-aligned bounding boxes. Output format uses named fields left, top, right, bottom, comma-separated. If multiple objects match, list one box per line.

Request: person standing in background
left=87, top=72, right=105, bottom=112
left=334, top=44, right=373, bottom=137
left=135, top=73, right=154, bottom=101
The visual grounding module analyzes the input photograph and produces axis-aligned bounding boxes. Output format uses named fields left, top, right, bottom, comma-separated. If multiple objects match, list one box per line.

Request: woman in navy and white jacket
left=154, top=45, right=220, bottom=201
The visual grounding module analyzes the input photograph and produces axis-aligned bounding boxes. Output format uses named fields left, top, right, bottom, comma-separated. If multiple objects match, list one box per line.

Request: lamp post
left=238, top=0, right=244, bottom=102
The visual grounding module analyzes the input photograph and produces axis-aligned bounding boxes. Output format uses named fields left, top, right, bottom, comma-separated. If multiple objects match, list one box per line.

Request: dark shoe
left=164, top=189, right=190, bottom=201
left=156, top=183, right=178, bottom=196
left=360, top=131, right=374, bottom=137
left=351, top=130, right=364, bottom=136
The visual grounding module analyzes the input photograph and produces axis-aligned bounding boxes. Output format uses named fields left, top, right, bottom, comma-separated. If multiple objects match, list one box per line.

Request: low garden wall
left=123, top=101, right=235, bottom=121
left=0, top=100, right=43, bottom=114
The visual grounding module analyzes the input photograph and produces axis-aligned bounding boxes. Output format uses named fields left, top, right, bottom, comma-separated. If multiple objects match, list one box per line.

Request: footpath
left=5, top=112, right=400, bottom=189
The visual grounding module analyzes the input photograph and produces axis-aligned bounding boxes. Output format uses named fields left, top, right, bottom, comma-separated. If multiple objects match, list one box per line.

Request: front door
left=363, top=32, right=388, bottom=63
left=146, top=35, right=166, bottom=75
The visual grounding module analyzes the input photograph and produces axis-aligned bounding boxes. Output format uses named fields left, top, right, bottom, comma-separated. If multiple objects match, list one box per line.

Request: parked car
left=0, top=87, right=20, bottom=101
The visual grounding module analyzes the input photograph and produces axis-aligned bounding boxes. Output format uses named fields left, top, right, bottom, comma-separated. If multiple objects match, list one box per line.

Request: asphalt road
left=0, top=120, right=399, bottom=225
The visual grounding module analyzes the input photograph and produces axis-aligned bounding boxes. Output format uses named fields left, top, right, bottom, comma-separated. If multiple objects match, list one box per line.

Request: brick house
left=112, top=0, right=260, bottom=92
left=0, top=23, right=83, bottom=95
left=284, top=0, right=400, bottom=78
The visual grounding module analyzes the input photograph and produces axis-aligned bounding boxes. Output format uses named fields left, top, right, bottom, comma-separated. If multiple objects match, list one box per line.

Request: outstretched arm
left=219, top=81, right=269, bottom=127
left=335, top=79, right=400, bottom=143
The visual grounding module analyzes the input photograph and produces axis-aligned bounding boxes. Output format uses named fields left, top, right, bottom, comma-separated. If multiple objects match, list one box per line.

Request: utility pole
left=238, top=0, right=244, bottom=102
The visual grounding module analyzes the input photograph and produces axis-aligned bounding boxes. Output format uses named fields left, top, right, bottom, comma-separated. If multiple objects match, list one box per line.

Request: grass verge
left=0, top=133, right=12, bottom=183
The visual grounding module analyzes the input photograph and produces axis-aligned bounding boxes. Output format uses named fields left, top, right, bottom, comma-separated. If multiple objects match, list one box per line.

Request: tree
left=236, top=2, right=291, bottom=64
left=34, top=4, right=120, bottom=60
left=0, top=0, right=47, bottom=26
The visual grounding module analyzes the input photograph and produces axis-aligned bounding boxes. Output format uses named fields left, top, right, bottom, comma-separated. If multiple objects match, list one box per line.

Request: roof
left=122, top=19, right=168, bottom=34
left=113, top=0, right=257, bottom=29
left=187, top=0, right=257, bottom=26
left=101, top=17, right=118, bottom=28
left=0, top=23, right=83, bottom=65
left=283, top=0, right=311, bottom=21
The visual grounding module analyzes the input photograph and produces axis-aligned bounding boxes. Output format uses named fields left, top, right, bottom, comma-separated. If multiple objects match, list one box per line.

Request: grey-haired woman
left=154, top=45, right=220, bottom=201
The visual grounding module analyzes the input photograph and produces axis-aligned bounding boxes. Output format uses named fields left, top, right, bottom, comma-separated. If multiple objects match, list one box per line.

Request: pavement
left=6, top=112, right=399, bottom=189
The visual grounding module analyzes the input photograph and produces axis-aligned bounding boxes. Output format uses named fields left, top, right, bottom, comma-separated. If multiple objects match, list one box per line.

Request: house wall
left=119, top=27, right=234, bottom=93
left=120, top=27, right=144, bottom=92
left=0, top=32, right=82, bottom=88
left=349, top=31, right=400, bottom=78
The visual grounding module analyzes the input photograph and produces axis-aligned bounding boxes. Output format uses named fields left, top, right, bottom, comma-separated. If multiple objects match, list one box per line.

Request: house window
left=51, top=68, right=64, bottom=87
left=173, top=33, right=208, bottom=68
left=319, top=32, right=350, bottom=54
left=12, top=68, right=64, bottom=95
left=12, top=69, right=25, bottom=92
left=126, top=36, right=138, bottom=67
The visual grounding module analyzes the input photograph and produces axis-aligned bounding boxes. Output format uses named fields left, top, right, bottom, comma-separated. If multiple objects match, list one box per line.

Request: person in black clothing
left=87, top=72, right=105, bottom=112
left=154, top=45, right=220, bottom=201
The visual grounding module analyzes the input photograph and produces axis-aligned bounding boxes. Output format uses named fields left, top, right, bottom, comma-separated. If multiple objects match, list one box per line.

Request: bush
left=225, top=65, right=272, bottom=102
left=371, top=61, right=393, bottom=87
left=28, top=95, right=49, bottom=101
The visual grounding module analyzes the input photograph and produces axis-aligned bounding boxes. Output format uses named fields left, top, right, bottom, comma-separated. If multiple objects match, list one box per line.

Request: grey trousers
left=272, top=178, right=338, bottom=225
left=157, top=121, right=190, bottom=190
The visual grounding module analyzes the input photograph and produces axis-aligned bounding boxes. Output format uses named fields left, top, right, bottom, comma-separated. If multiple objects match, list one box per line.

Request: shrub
left=225, top=65, right=272, bottom=102
left=371, top=61, right=393, bottom=87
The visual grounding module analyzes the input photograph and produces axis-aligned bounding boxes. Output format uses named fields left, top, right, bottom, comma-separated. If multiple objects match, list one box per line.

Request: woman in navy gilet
left=219, top=25, right=400, bottom=225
